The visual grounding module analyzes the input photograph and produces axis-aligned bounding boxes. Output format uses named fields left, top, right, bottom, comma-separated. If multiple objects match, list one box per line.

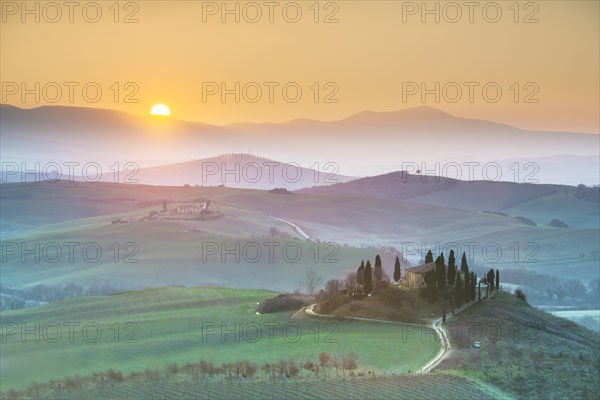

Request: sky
left=1, top=0, right=599, bottom=133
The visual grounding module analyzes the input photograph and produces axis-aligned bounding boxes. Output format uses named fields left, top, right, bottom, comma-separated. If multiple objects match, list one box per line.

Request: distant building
left=115, top=216, right=136, bottom=224
left=405, top=262, right=435, bottom=288
left=174, top=202, right=208, bottom=214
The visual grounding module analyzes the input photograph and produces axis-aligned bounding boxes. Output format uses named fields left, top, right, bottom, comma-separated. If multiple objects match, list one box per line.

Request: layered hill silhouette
left=129, top=153, right=356, bottom=189
left=2, top=104, right=598, bottom=185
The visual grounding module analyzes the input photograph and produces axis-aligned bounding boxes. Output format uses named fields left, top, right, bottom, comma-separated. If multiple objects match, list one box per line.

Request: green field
left=0, top=287, right=439, bottom=391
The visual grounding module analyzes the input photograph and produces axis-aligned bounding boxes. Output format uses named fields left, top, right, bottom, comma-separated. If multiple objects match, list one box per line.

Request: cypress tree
left=495, top=269, right=500, bottom=291
left=435, top=255, right=446, bottom=292
left=487, top=269, right=495, bottom=293
left=364, top=261, right=373, bottom=295
left=356, top=261, right=365, bottom=290
left=470, top=272, right=477, bottom=301
left=435, top=255, right=447, bottom=323
left=463, top=271, right=471, bottom=303
left=374, top=255, right=383, bottom=282
left=425, top=250, right=434, bottom=263
left=447, top=250, right=456, bottom=286
left=455, top=273, right=463, bottom=309
left=393, top=256, right=401, bottom=283
left=460, top=252, right=469, bottom=273
left=424, top=269, right=436, bottom=303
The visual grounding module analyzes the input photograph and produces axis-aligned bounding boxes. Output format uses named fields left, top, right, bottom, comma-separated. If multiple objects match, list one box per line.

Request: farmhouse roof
left=404, top=262, right=435, bottom=274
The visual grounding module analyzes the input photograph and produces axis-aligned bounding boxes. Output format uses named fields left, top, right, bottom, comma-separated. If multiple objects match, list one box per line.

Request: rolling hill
left=438, top=291, right=600, bottom=399
left=2, top=104, right=598, bottom=184
left=298, top=171, right=600, bottom=229
left=125, top=153, right=356, bottom=189
left=1, top=181, right=598, bottom=289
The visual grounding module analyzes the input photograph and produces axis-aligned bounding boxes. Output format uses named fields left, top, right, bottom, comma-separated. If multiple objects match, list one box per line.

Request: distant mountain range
left=1, top=104, right=598, bottom=185
left=126, top=153, right=356, bottom=190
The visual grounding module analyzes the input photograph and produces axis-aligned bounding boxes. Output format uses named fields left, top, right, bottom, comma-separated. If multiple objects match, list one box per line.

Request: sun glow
left=151, top=104, right=171, bottom=116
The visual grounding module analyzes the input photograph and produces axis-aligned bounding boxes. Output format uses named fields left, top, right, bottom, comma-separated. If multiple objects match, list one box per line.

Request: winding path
left=300, top=301, right=477, bottom=374
left=270, top=216, right=312, bottom=241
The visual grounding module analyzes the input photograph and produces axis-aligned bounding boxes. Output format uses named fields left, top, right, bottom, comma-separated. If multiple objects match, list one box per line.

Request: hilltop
left=298, top=171, right=600, bottom=229
left=438, top=291, right=600, bottom=399
left=124, top=153, right=356, bottom=189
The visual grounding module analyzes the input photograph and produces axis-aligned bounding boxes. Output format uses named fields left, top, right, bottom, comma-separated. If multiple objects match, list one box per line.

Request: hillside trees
left=344, top=272, right=358, bottom=296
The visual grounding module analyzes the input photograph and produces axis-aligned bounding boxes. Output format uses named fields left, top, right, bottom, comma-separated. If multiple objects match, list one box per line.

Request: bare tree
left=345, top=272, right=358, bottom=296
left=293, top=280, right=303, bottom=295
left=303, top=270, right=323, bottom=296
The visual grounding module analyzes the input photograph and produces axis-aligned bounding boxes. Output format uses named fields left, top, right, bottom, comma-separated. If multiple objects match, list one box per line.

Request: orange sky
left=1, top=0, right=598, bottom=133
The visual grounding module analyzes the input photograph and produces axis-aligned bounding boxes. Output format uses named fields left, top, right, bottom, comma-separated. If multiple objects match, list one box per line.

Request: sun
left=151, top=104, right=170, bottom=116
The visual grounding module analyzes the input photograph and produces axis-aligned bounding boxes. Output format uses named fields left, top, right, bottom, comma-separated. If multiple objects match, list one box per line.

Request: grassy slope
left=438, top=291, right=600, bottom=399
left=2, top=181, right=598, bottom=288
left=1, top=182, right=391, bottom=290
left=213, top=190, right=600, bottom=281
left=0, top=221, right=385, bottom=290
left=0, top=287, right=439, bottom=391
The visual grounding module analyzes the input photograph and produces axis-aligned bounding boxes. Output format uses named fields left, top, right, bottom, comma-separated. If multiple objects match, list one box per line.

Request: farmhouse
left=112, top=216, right=137, bottom=224
left=405, top=262, right=435, bottom=288
left=174, top=202, right=208, bottom=214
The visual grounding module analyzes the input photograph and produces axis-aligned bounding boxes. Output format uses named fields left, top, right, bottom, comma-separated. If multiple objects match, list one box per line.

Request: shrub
left=257, top=293, right=312, bottom=314
left=515, top=216, right=536, bottom=226
left=514, top=287, right=527, bottom=303
left=317, top=294, right=351, bottom=314
left=549, top=219, right=568, bottom=228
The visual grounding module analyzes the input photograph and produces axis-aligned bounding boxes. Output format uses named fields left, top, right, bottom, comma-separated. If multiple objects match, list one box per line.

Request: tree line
left=1, top=353, right=360, bottom=400
left=421, top=250, right=500, bottom=321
